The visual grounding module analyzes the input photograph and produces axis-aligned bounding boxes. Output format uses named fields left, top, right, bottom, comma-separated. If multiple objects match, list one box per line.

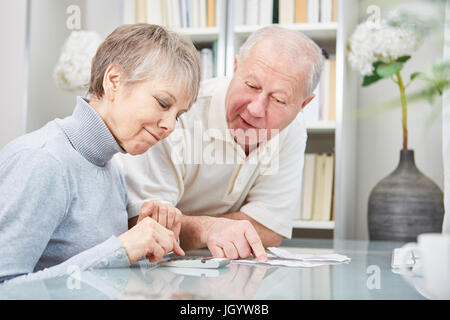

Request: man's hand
left=202, top=217, right=268, bottom=262
left=138, top=201, right=182, bottom=239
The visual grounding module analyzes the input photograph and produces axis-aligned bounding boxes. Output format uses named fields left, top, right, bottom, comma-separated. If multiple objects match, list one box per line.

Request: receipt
left=233, top=247, right=351, bottom=268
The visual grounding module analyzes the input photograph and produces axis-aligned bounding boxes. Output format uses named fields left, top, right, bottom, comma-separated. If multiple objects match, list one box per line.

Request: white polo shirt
left=114, top=77, right=307, bottom=238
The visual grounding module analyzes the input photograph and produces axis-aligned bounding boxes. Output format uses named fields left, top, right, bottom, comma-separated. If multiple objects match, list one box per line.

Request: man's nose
left=247, top=94, right=267, bottom=118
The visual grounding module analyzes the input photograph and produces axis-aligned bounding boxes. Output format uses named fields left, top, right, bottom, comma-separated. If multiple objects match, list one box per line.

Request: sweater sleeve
left=0, top=149, right=70, bottom=280
left=1, top=235, right=130, bottom=285
left=0, top=149, right=130, bottom=285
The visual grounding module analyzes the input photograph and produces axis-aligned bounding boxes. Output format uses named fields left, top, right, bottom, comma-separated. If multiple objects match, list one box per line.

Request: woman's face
left=105, top=78, right=190, bottom=155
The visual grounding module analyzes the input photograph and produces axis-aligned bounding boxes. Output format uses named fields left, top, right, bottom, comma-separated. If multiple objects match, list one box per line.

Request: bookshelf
left=234, top=22, right=337, bottom=44
left=293, top=220, right=335, bottom=230
left=173, top=27, right=219, bottom=42
left=125, top=0, right=359, bottom=240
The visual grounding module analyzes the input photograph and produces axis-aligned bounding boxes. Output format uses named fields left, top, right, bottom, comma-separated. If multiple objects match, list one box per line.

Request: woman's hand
left=118, top=216, right=184, bottom=264
left=138, top=201, right=182, bottom=240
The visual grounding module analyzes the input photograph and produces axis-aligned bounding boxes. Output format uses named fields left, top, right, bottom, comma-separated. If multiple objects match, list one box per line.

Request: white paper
left=233, top=247, right=351, bottom=268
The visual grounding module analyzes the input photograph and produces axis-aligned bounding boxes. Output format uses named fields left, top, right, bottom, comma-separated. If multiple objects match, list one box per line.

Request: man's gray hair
left=238, top=25, right=324, bottom=98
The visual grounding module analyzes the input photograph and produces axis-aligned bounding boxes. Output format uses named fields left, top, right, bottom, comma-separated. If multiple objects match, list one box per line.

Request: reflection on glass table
left=0, top=238, right=428, bottom=300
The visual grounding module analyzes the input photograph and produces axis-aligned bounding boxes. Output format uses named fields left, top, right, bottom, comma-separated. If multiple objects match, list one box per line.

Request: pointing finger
left=244, top=227, right=267, bottom=262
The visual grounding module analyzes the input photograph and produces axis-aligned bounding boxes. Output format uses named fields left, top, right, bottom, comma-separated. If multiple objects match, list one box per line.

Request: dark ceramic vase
left=368, top=149, right=444, bottom=241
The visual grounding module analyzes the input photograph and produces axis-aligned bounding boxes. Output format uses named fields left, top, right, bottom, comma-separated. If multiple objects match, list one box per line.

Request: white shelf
left=306, top=121, right=336, bottom=134
left=171, top=27, right=219, bottom=43
left=293, top=220, right=335, bottom=230
left=235, top=23, right=338, bottom=42
left=171, top=23, right=338, bottom=44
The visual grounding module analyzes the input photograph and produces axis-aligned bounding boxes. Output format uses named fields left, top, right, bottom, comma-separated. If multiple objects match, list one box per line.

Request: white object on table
left=233, top=247, right=351, bottom=268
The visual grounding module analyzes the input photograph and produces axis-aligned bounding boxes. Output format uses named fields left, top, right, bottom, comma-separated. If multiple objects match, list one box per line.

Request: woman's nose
left=158, top=116, right=176, bottom=134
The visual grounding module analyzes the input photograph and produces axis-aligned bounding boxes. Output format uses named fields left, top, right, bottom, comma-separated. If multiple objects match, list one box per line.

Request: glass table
left=0, top=238, right=426, bottom=300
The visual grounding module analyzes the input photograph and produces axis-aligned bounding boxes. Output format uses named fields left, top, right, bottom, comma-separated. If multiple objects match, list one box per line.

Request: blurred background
left=0, top=0, right=447, bottom=241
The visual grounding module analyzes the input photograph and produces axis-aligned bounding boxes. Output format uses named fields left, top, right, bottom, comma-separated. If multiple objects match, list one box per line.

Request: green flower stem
left=395, top=72, right=408, bottom=150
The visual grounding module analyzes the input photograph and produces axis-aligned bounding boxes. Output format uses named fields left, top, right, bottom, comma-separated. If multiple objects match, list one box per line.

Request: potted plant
left=347, top=11, right=447, bottom=241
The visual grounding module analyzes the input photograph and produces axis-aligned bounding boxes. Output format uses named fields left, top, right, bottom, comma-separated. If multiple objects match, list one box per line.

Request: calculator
left=158, top=256, right=230, bottom=269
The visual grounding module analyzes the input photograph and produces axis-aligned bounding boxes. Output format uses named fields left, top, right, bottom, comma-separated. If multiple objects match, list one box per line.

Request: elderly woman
left=0, top=24, right=200, bottom=283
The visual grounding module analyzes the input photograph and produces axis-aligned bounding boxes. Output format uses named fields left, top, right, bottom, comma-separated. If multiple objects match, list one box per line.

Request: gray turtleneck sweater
left=0, top=97, right=131, bottom=284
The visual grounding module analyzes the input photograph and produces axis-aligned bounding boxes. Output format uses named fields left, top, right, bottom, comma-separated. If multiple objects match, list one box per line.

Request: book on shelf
left=279, top=0, right=294, bottom=25
left=135, top=0, right=218, bottom=29
left=200, top=47, right=214, bottom=80
left=327, top=55, right=336, bottom=122
left=302, top=54, right=336, bottom=126
left=259, top=0, right=274, bottom=26
left=331, top=0, right=338, bottom=22
left=307, top=0, right=320, bottom=23
left=206, top=0, right=215, bottom=27
left=321, top=153, right=334, bottom=221
left=199, top=0, right=207, bottom=28
left=180, top=0, right=189, bottom=28
left=124, top=0, right=136, bottom=24
left=296, top=152, right=334, bottom=223
left=311, top=153, right=326, bottom=221
left=246, top=0, right=259, bottom=26
left=320, top=55, right=330, bottom=121
left=147, top=0, right=163, bottom=25
left=320, top=0, right=332, bottom=23
left=133, top=0, right=338, bottom=29
left=295, top=0, right=308, bottom=23
left=311, top=153, right=334, bottom=222
left=300, top=153, right=317, bottom=221
left=135, top=0, right=147, bottom=23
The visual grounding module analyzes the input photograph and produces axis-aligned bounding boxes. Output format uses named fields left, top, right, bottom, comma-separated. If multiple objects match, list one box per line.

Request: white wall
left=2, top=0, right=124, bottom=139
left=354, top=0, right=445, bottom=239
left=0, top=0, right=28, bottom=148
left=26, top=0, right=88, bottom=133
left=85, top=0, right=123, bottom=38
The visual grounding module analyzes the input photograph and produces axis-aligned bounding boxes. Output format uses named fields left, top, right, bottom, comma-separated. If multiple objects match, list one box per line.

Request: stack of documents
left=234, top=247, right=351, bottom=268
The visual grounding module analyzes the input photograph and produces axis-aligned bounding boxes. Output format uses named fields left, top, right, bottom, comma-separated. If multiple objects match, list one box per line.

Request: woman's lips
left=144, top=128, right=160, bottom=141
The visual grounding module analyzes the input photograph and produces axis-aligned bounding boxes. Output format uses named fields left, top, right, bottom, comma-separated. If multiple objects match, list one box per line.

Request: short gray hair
left=238, top=25, right=324, bottom=98
left=89, top=23, right=201, bottom=107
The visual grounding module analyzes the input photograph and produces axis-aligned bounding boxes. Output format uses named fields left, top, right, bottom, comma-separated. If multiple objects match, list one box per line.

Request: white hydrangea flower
left=53, top=30, right=103, bottom=92
left=347, top=20, right=422, bottom=76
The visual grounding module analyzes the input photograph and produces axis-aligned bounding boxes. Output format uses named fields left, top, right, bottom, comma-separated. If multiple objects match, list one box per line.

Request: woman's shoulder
left=0, top=121, right=69, bottom=172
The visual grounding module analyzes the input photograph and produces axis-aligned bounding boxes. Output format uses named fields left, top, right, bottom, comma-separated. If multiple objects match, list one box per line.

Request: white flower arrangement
left=347, top=14, right=427, bottom=150
left=53, top=30, right=103, bottom=92
left=347, top=20, right=422, bottom=77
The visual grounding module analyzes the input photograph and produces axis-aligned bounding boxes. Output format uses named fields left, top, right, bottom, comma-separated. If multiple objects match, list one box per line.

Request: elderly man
left=115, top=25, right=324, bottom=262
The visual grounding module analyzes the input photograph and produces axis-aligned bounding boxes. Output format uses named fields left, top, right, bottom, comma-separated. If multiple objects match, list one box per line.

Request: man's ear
left=234, top=55, right=239, bottom=73
left=300, top=93, right=316, bottom=111
left=102, top=64, right=122, bottom=101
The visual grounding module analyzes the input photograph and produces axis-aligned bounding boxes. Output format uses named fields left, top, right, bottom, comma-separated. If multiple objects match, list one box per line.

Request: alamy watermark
left=366, top=265, right=381, bottom=290
left=169, top=122, right=281, bottom=175
left=66, top=5, right=81, bottom=30
left=66, top=265, right=81, bottom=290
